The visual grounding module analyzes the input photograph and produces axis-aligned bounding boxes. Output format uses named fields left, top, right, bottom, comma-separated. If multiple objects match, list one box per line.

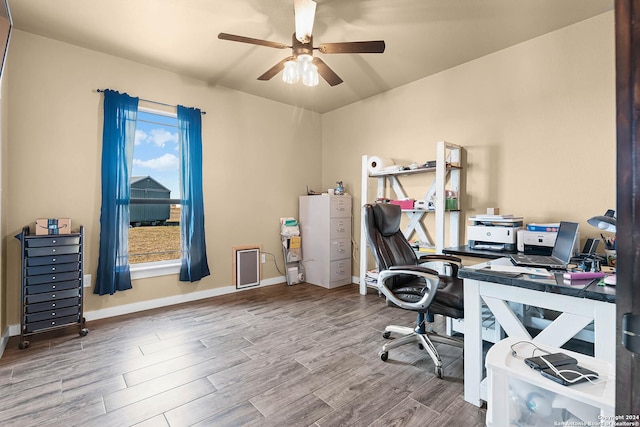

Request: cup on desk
left=605, top=249, right=616, bottom=268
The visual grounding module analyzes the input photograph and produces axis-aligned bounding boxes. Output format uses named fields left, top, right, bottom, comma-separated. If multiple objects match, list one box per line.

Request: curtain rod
left=96, top=89, right=206, bottom=115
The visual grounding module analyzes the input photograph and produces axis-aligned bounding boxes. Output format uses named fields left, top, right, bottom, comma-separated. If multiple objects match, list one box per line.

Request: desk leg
left=594, top=301, right=616, bottom=367
left=464, top=278, right=484, bottom=407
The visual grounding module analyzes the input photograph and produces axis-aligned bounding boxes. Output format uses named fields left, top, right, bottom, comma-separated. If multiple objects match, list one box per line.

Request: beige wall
left=322, top=12, right=616, bottom=270
left=3, top=30, right=322, bottom=326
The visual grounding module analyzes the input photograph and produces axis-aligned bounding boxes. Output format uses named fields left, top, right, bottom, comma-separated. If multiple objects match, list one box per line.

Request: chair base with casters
left=379, top=312, right=463, bottom=378
left=363, top=203, right=465, bottom=379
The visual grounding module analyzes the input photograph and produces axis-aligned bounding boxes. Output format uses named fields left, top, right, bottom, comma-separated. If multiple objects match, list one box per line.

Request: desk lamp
left=587, top=209, right=616, bottom=284
left=587, top=209, right=616, bottom=232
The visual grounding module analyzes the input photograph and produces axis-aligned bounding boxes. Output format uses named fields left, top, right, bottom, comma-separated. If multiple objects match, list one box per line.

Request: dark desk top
left=444, top=245, right=515, bottom=259
left=458, top=259, right=615, bottom=304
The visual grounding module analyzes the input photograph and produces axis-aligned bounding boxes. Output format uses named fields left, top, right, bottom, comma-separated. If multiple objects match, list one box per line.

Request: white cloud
left=133, top=153, right=179, bottom=171
left=150, top=128, right=178, bottom=148
left=135, top=129, right=149, bottom=146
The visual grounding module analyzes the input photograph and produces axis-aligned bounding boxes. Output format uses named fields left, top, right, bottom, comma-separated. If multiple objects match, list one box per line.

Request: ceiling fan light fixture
left=297, top=54, right=318, bottom=87
left=282, top=55, right=318, bottom=87
left=282, top=60, right=299, bottom=84
left=294, top=0, right=316, bottom=43
left=297, top=54, right=313, bottom=65
left=302, top=63, right=319, bottom=87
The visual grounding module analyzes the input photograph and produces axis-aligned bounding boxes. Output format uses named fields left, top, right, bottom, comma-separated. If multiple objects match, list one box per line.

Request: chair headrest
left=373, top=203, right=402, bottom=236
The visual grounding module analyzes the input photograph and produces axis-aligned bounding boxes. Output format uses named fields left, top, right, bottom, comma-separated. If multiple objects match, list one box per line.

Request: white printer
left=467, top=216, right=523, bottom=252
left=518, top=224, right=580, bottom=255
left=519, top=230, right=557, bottom=255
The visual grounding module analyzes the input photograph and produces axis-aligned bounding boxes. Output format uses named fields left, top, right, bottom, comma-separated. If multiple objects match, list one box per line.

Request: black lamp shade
left=587, top=209, right=616, bottom=232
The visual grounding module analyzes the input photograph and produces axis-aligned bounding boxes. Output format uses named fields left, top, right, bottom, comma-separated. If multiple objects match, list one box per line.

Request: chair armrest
left=417, top=254, right=462, bottom=276
left=378, top=266, right=440, bottom=311
left=417, top=254, right=462, bottom=263
left=388, top=265, right=439, bottom=274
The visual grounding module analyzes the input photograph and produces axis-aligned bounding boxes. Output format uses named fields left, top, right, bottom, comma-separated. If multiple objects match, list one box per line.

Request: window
left=96, top=90, right=209, bottom=295
left=129, top=108, right=181, bottom=265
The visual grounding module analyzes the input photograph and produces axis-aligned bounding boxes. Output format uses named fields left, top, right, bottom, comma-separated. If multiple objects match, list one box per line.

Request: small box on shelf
left=445, top=190, right=458, bottom=210
left=390, top=199, right=415, bottom=210
left=35, top=218, right=71, bottom=235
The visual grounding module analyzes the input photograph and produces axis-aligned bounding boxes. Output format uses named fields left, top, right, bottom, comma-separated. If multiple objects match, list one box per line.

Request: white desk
left=459, top=258, right=616, bottom=407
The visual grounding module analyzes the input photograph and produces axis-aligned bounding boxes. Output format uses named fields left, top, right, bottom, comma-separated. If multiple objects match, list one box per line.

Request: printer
left=467, top=216, right=523, bottom=252
left=518, top=227, right=580, bottom=255
left=519, top=230, right=556, bottom=255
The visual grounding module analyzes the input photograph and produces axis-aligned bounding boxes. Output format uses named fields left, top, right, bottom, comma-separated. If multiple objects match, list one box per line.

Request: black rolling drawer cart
left=16, top=225, right=88, bottom=349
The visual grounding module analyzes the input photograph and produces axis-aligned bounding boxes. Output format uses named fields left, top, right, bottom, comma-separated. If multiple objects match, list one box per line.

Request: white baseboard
left=0, top=326, right=9, bottom=359
left=7, top=323, right=19, bottom=336
left=3, top=276, right=286, bottom=339
left=85, top=275, right=285, bottom=322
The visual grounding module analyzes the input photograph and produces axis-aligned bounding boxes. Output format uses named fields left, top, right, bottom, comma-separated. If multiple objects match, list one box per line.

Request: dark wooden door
left=615, top=0, right=640, bottom=415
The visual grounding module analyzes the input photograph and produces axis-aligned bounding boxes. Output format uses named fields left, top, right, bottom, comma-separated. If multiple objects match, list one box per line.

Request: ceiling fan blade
left=218, top=33, right=289, bottom=50
left=313, top=57, right=343, bottom=86
left=257, top=56, right=294, bottom=81
left=294, top=0, right=316, bottom=43
left=318, top=40, right=386, bottom=54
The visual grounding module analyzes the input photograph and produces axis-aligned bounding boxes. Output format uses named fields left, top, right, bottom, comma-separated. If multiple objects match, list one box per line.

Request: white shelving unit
left=280, top=217, right=303, bottom=286
left=359, top=141, right=463, bottom=295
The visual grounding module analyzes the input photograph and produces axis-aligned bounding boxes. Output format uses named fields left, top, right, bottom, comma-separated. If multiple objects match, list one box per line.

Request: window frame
left=129, top=106, right=182, bottom=279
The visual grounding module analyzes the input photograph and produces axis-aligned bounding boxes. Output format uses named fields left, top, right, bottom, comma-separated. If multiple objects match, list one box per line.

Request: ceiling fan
left=218, top=0, right=385, bottom=87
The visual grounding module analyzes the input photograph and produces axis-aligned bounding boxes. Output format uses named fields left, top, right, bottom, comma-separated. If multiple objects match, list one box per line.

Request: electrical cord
left=510, top=340, right=551, bottom=358
left=509, top=340, right=601, bottom=385
left=539, top=355, right=601, bottom=385
left=260, top=251, right=285, bottom=276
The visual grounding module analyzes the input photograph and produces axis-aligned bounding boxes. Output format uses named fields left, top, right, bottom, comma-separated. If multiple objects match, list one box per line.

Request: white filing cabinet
left=299, top=194, right=352, bottom=288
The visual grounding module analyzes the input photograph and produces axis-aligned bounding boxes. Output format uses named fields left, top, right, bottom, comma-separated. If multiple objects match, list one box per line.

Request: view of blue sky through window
left=134, top=110, right=180, bottom=199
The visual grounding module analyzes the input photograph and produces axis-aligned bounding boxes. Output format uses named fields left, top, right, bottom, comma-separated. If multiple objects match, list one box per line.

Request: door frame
left=614, top=0, right=640, bottom=415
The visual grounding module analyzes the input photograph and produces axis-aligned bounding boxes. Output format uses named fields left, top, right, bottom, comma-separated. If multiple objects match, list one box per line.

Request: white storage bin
left=485, top=337, right=614, bottom=427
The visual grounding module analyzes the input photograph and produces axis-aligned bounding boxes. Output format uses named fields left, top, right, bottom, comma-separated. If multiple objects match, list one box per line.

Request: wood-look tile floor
left=0, top=283, right=486, bottom=427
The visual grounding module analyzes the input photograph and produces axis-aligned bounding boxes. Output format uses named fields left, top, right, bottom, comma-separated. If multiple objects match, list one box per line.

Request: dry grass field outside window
left=129, top=205, right=181, bottom=263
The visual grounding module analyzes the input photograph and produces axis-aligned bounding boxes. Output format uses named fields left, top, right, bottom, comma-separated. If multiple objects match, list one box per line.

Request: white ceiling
left=8, top=0, right=613, bottom=113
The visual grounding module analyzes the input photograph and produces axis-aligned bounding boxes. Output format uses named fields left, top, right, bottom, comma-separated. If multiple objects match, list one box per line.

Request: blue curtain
left=178, top=105, right=211, bottom=282
left=95, top=90, right=138, bottom=295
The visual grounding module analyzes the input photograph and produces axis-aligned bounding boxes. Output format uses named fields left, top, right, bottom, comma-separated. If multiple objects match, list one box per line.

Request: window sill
left=130, top=259, right=181, bottom=280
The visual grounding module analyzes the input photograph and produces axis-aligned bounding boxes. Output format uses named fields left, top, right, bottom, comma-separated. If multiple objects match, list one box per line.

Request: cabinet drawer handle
left=52, top=276, right=56, bottom=280
left=338, top=249, right=345, bottom=253
left=337, top=207, right=345, bottom=211
left=51, top=267, right=56, bottom=271
left=337, top=228, right=345, bottom=232
left=52, top=303, right=56, bottom=307
left=52, top=312, right=56, bottom=316
left=52, top=249, right=56, bottom=253
left=52, top=258, right=56, bottom=262
left=52, top=294, right=56, bottom=298
left=52, top=285, right=56, bottom=289
left=51, top=321, right=56, bottom=325
left=52, top=240, right=57, bottom=244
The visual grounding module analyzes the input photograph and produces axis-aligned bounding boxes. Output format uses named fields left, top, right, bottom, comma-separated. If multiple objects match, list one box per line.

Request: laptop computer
left=510, top=221, right=579, bottom=269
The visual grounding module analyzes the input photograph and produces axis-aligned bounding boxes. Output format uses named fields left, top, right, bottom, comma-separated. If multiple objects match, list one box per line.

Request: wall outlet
left=83, top=274, right=92, bottom=288
left=261, top=253, right=266, bottom=264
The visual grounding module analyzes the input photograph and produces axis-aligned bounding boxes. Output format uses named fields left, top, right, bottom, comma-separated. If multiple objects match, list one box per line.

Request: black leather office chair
left=363, top=203, right=464, bottom=378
